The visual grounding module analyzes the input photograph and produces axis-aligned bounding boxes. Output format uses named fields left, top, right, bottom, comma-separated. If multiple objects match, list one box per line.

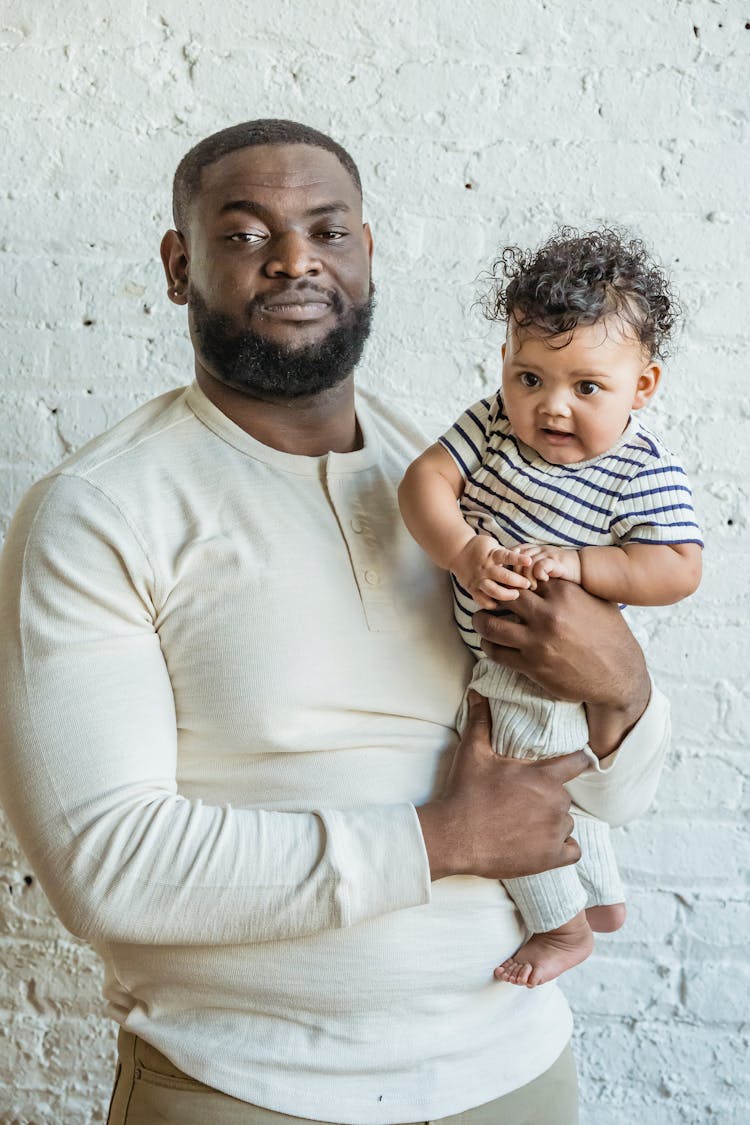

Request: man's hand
left=417, top=692, right=588, bottom=881
left=450, top=536, right=532, bottom=608
left=473, top=579, right=651, bottom=756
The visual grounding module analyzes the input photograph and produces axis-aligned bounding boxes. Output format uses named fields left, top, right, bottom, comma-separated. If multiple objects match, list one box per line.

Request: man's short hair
left=172, top=119, right=363, bottom=231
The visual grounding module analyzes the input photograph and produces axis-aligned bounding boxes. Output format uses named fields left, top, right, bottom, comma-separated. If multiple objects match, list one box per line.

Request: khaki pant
left=106, top=1029, right=578, bottom=1125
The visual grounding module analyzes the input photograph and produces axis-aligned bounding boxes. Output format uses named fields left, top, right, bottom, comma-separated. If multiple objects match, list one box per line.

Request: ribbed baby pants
left=458, top=658, right=625, bottom=933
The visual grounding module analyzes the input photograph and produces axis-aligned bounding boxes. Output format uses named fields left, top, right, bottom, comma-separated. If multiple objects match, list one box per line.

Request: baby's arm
left=398, top=444, right=532, bottom=608
left=579, top=542, right=702, bottom=605
left=517, top=541, right=702, bottom=606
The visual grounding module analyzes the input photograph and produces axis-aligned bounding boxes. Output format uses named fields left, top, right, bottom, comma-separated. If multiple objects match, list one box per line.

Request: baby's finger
left=532, top=560, right=552, bottom=581
left=486, top=565, right=530, bottom=589
left=491, top=547, right=533, bottom=569
left=476, top=578, right=522, bottom=602
left=517, top=543, right=545, bottom=559
left=519, top=565, right=538, bottom=590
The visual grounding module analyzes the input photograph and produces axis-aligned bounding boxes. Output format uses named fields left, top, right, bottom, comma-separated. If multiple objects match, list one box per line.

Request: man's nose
left=264, top=231, right=322, bottom=278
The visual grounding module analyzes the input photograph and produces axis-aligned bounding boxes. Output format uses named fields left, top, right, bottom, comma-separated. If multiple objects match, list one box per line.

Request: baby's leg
left=494, top=911, right=594, bottom=987
left=574, top=813, right=627, bottom=934
left=457, top=663, right=625, bottom=986
left=499, top=862, right=592, bottom=987
left=586, top=903, right=627, bottom=932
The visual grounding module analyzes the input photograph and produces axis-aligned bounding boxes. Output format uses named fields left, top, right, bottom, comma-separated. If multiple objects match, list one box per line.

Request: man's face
left=173, top=144, right=374, bottom=399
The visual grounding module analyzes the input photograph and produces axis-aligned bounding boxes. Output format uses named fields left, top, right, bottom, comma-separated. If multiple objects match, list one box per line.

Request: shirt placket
left=326, top=469, right=399, bottom=633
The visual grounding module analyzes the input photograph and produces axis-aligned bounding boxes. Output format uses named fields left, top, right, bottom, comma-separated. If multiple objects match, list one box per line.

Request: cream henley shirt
left=0, top=382, right=670, bottom=1123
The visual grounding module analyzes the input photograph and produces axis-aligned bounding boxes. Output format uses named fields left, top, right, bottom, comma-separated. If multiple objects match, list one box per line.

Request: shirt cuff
left=567, top=676, right=670, bottom=828
left=593, top=676, right=667, bottom=774
left=317, top=803, right=432, bottom=928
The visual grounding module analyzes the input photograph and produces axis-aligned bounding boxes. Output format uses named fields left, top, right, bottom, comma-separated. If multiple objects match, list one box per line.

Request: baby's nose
left=540, top=391, right=572, bottom=416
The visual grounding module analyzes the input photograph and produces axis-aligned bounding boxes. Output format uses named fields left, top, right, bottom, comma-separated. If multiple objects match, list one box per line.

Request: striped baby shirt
left=439, top=393, right=703, bottom=656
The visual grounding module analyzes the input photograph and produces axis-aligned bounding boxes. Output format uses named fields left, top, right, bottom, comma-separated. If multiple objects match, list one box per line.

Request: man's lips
left=258, top=291, right=333, bottom=321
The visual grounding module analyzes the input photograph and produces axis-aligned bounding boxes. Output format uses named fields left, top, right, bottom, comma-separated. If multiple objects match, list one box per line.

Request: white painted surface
left=1, top=2, right=747, bottom=1121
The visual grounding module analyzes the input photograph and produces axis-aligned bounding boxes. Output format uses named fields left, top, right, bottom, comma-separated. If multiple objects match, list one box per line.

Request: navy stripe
left=615, top=519, right=702, bottom=532
left=466, top=493, right=592, bottom=547
left=485, top=440, right=631, bottom=500
left=614, top=503, right=696, bottom=520
left=468, top=467, right=612, bottom=537
left=452, top=421, right=484, bottom=465
left=465, top=407, right=490, bottom=437
left=451, top=575, right=473, bottom=600
left=438, top=436, right=471, bottom=478
left=477, top=451, right=615, bottom=518
left=494, top=432, right=640, bottom=487
left=626, top=535, right=704, bottom=546
left=630, top=464, right=689, bottom=484
left=623, top=483, right=693, bottom=502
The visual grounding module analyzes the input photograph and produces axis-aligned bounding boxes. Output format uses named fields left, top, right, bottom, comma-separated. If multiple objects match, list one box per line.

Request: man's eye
left=577, top=381, right=600, bottom=396
left=519, top=372, right=540, bottom=388
left=227, top=232, right=265, bottom=244
left=316, top=230, right=347, bottom=241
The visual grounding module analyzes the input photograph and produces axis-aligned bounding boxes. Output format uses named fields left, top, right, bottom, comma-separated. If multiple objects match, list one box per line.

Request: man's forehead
left=199, top=144, right=356, bottom=201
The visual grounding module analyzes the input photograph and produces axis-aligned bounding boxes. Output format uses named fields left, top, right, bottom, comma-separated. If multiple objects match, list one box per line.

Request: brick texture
left=1, top=2, right=747, bottom=1121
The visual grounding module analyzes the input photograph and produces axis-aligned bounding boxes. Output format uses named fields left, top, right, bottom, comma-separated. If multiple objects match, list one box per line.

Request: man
left=0, top=121, right=667, bottom=1125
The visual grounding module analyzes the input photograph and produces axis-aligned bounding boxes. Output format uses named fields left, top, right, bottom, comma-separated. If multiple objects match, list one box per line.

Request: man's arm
left=0, top=474, right=587, bottom=947
left=473, top=579, right=669, bottom=822
left=417, top=692, right=588, bottom=880
left=0, top=475, right=432, bottom=947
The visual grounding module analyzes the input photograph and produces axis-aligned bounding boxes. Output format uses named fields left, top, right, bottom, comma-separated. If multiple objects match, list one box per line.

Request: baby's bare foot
left=494, top=912, right=594, bottom=987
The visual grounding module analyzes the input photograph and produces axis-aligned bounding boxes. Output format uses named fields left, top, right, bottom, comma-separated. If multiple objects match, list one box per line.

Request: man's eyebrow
left=217, top=200, right=352, bottom=219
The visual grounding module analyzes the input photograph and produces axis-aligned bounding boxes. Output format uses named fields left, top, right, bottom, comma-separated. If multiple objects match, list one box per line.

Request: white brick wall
left=1, top=2, right=747, bottom=1121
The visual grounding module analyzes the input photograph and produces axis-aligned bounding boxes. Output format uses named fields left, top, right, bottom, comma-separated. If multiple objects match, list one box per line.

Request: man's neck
left=195, top=368, right=362, bottom=456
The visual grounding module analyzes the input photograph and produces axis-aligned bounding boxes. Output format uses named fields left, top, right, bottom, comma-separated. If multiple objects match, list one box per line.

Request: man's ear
left=363, top=222, right=374, bottom=262
left=160, top=229, right=189, bottom=306
left=632, top=362, right=661, bottom=410
left=501, top=342, right=506, bottom=361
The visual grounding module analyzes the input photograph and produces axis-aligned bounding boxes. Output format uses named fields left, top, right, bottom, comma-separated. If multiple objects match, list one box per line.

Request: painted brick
left=0, top=0, right=748, bottom=1118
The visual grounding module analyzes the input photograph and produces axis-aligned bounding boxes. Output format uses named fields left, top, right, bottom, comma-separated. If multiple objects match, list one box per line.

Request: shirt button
left=364, top=569, right=380, bottom=587
left=350, top=518, right=364, bottom=534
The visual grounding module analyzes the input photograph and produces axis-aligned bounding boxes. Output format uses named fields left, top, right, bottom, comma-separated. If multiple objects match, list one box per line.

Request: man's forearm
left=585, top=684, right=650, bottom=758
left=569, top=681, right=670, bottom=827
left=473, top=580, right=652, bottom=758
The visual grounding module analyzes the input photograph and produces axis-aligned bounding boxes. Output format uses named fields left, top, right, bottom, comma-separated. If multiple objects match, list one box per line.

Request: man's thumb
left=464, top=689, right=492, bottom=733
left=538, top=748, right=590, bottom=783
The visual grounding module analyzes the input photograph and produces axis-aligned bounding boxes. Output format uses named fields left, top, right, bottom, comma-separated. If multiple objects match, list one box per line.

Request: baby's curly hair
left=482, top=227, right=679, bottom=360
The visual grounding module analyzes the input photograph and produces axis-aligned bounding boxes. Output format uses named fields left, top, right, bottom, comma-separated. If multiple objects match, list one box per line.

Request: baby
left=399, top=228, right=702, bottom=987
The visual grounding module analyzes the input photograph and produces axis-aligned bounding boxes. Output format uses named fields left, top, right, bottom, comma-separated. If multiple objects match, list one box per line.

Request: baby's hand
left=516, top=543, right=582, bottom=588
left=450, top=536, right=534, bottom=608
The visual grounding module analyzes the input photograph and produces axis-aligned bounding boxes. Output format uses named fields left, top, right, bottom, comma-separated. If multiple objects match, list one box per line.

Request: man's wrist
left=585, top=674, right=651, bottom=758
left=415, top=801, right=461, bottom=881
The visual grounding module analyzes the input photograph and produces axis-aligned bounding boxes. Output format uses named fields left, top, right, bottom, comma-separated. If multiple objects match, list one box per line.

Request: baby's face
left=501, top=317, right=661, bottom=465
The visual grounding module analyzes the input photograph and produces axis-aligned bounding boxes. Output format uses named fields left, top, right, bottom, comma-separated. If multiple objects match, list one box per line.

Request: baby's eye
left=577, top=380, right=600, bottom=396
left=519, top=372, right=541, bottom=388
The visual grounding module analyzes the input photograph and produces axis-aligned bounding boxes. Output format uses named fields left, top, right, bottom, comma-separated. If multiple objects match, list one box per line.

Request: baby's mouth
left=541, top=428, right=574, bottom=440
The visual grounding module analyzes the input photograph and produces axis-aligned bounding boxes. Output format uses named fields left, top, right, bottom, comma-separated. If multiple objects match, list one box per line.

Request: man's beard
left=189, top=284, right=375, bottom=400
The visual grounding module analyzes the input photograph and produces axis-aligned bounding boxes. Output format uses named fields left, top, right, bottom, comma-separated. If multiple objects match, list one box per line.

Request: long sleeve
left=0, top=474, right=431, bottom=947
left=567, top=679, right=670, bottom=827
left=0, top=387, right=583, bottom=1121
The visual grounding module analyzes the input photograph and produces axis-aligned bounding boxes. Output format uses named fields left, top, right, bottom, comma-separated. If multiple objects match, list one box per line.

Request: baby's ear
left=632, top=362, right=661, bottom=409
